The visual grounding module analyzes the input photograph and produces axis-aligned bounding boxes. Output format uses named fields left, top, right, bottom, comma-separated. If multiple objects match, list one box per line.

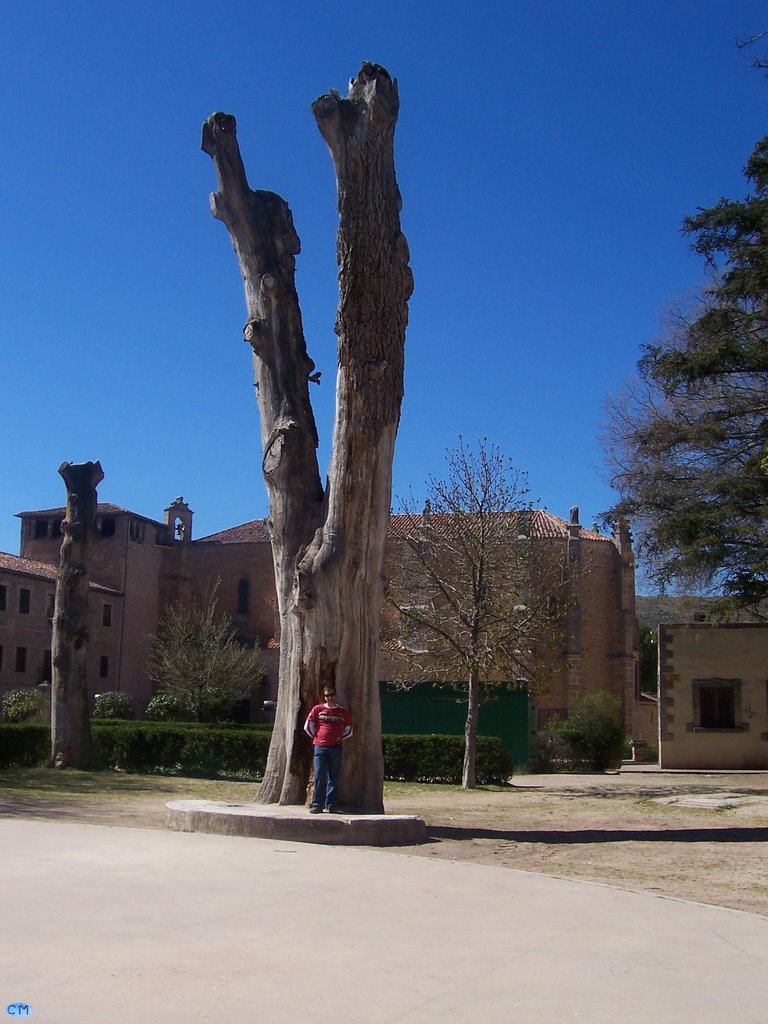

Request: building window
left=51, top=519, right=62, bottom=538
left=693, top=678, right=740, bottom=730
left=100, top=517, right=116, bottom=537
left=0, top=645, right=3, bottom=672
left=99, top=656, right=109, bottom=679
left=15, top=647, right=27, bottom=673
left=102, top=603, right=112, bottom=627
left=34, top=519, right=48, bottom=539
left=237, top=579, right=250, bottom=615
left=19, top=589, right=31, bottom=615
left=129, top=520, right=145, bottom=542
left=0, top=585, right=6, bottom=611
left=43, top=650, right=52, bottom=683
left=47, top=593, right=56, bottom=619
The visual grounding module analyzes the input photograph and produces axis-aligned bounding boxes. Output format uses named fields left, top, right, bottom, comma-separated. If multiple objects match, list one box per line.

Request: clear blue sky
left=1, top=1, right=764, bottom=567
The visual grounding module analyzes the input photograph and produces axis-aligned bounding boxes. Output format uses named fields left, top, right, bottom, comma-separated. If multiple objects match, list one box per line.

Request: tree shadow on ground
left=428, top=824, right=768, bottom=844
left=521, top=785, right=768, bottom=800
left=0, top=768, right=179, bottom=796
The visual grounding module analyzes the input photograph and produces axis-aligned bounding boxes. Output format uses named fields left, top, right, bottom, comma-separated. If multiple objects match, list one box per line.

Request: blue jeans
left=311, top=744, right=343, bottom=810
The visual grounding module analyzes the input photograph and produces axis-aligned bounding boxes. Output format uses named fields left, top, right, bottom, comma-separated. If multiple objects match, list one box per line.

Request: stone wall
left=659, top=623, right=768, bottom=769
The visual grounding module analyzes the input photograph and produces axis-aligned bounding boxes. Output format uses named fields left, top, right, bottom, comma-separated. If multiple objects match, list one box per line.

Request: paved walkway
left=3, top=818, right=768, bottom=1023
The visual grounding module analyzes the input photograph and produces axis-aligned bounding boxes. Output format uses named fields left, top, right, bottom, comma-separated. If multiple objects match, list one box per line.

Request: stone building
left=658, top=623, right=768, bottom=769
left=0, top=551, right=121, bottom=696
left=2, top=498, right=277, bottom=717
left=1, top=497, right=642, bottom=739
left=381, top=507, right=641, bottom=739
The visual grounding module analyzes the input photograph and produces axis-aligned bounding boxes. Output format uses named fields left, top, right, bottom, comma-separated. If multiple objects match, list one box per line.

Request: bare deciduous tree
left=386, top=440, right=568, bottom=788
left=148, top=585, right=265, bottom=722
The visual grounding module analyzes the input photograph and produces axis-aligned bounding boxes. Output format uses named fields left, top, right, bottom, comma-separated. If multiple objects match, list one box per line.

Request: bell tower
left=164, top=497, right=193, bottom=543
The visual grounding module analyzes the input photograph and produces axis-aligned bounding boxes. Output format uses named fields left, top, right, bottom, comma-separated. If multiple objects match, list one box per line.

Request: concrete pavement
left=3, top=817, right=767, bottom=1024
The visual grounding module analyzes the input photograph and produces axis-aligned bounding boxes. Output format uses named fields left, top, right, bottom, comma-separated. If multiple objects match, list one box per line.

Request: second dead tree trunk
left=202, top=63, right=412, bottom=811
left=50, top=460, right=103, bottom=769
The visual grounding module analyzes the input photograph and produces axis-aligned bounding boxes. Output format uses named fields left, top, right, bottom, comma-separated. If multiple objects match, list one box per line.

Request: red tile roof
left=196, top=519, right=271, bottom=544
left=194, top=511, right=611, bottom=545
left=17, top=502, right=130, bottom=518
left=17, top=503, right=167, bottom=530
left=16, top=504, right=608, bottom=548
left=0, top=552, right=122, bottom=594
left=388, top=509, right=610, bottom=543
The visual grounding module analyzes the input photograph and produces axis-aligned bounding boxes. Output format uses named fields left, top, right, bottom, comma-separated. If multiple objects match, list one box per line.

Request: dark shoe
left=309, top=806, right=322, bottom=814
left=327, top=807, right=343, bottom=814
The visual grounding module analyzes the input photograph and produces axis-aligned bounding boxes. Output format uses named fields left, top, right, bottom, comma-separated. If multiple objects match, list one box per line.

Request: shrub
left=196, top=693, right=240, bottom=724
left=0, top=723, right=49, bottom=766
left=532, top=729, right=567, bottom=773
left=2, top=689, right=44, bottom=724
left=93, top=691, right=134, bottom=720
left=145, top=693, right=189, bottom=722
left=547, top=690, right=625, bottom=771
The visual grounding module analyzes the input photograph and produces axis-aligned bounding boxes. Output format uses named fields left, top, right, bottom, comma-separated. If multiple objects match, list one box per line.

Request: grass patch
left=0, top=769, right=515, bottom=808
left=0, top=768, right=260, bottom=805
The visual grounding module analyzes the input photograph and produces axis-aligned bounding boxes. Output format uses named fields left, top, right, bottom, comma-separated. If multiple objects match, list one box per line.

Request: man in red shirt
left=304, top=686, right=353, bottom=813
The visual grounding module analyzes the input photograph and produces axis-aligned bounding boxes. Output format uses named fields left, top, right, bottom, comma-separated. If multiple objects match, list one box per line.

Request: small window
left=0, top=585, right=6, bottom=611
left=19, top=589, right=31, bottom=615
left=51, top=519, right=62, bottom=538
left=0, top=645, right=3, bottom=672
left=129, top=520, right=145, bottom=542
left=100, top=517, right=116, bottom=537
left=99, top=656, right=109, bottom=679
left=34, top=519, right=48, bottom=539
left=15, top=647, right=27, bottom=673
left=237, top=579, right=250, bottom=615
left=694, top=678, right=740, bottom=730
left=102, top=603, right=112, bottom=627
left=699, top=685, right=735, bottom=729
left=47, top=593, right=56, bottom=619
left=43, top=650, right=52, bottom=683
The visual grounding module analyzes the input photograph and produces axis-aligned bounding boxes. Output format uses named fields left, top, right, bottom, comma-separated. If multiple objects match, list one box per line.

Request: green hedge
left=93, top=722, right=271, bottom=777
left=0, top=724, right=512, bottom=784
left=0, top=723, right=49, bottom=767
left=382, top=734, right=512, bottom=784
left=0, top=722, right=270, bottom=777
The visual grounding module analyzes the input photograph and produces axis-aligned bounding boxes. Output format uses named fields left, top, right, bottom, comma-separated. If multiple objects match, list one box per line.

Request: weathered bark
left=202, top=63, right=412, bottom=811
left=50, top=461, right=103, bottom=769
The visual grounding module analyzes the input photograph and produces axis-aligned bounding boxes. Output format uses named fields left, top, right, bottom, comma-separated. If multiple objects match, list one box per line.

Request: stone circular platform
left=166, top=800, right=426, bottom=846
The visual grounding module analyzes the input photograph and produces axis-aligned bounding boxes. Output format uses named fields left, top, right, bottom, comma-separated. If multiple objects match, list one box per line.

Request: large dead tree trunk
left=50, top=461, right=103, bottom=769
left=202, top=63, right=412, bottom=811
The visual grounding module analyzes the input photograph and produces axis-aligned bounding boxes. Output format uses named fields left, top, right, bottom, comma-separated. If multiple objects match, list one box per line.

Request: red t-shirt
left=304, top=703, right=353, bottom=746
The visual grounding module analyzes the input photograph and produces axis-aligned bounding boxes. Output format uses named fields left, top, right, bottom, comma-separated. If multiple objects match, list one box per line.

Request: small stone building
left=658, top=623, right=768, bottom=769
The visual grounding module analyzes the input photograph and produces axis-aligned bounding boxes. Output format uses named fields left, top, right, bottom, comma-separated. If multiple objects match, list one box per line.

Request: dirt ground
left=2, top=767, right=767, bottom=917
left=384, top=769, right=768, bottom=917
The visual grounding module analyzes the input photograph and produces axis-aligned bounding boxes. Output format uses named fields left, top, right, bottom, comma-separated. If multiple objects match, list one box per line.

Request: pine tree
left=604, top=135, right=768, bottom=613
